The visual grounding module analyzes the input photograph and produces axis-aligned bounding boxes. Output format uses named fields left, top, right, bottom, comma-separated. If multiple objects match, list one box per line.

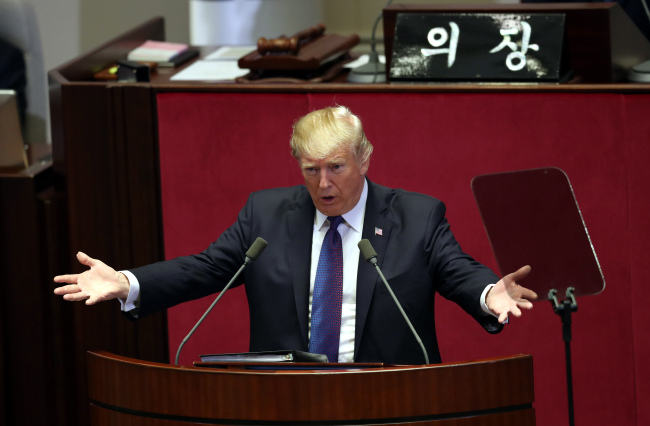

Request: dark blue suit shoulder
left=374, top=184, right=447, bottom=220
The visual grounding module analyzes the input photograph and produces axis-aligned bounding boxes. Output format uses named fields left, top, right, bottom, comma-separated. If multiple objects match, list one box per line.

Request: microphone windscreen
left=358, top=239, right=378, bottom=262
left=246, top=237, right=268, bottom=261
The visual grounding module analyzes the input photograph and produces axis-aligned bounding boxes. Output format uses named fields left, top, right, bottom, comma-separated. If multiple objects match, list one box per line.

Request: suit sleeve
left=129, top=193, right=257, bottom=318
left=425, top=201, right=504, bottom=334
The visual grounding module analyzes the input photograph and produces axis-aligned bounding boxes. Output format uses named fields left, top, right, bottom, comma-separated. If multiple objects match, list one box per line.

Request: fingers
left=53, top=274, right=79, bottom=284
left=55, top=252, right=96, bottom=288
left=517, top=300, right=534, bottom=310
left=63, top=290, right=89, bottom=302
left=53, top=284, right=81, bottom=295
left=508, top=265, right=531, bottom=282
left=55, top=285, right=99, bottom=304
left=521, top=288, right=538, bottom=301
left=56, top=283, right=92, bottom=303
left=54, top=281, right=90, bottom=303
left=511, top=287, right=537, bottom=310
left=496, top=301, right=526, bottom=323
left=77, top=251, right=97, bottom=267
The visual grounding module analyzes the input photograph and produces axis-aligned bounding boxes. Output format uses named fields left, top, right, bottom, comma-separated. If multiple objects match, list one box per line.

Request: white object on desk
left=204, top=46, right=257, bottom=61
left=170, top=60, right=248, bottom=81
left=190, top=0, right=323, bottom=45
left=344, top=54, right=386, bottom=69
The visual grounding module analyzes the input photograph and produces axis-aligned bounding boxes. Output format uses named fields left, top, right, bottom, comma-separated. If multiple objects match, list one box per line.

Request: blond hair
left=290, top=106, right=373, bottom=164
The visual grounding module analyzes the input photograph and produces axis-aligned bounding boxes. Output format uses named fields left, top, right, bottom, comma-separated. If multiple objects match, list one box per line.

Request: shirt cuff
left=118, top=270, right=140, bottom=312
left=480, top=284, right=508, bottom=324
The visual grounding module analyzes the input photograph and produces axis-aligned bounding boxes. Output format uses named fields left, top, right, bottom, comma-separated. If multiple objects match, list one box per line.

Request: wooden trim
left=88, top=351, right=535, bottom=425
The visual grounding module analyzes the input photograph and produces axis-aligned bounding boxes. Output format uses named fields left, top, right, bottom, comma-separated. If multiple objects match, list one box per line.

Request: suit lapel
left=288, top=189, right=315, bottom=349
left=354, top=180, right=393, bottom=359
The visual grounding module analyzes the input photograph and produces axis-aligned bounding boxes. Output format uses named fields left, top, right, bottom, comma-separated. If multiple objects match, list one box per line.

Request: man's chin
left=316, top=201, right=342, bottom=216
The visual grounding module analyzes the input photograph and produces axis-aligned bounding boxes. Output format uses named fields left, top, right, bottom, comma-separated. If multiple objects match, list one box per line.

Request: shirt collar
left=315, top=178, right=368, bottom=232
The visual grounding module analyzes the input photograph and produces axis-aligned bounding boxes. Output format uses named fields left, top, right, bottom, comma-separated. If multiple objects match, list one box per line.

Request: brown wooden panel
left=49, top=81, right=167, bottom=426
left=116, top=84, right=164, bottom=270
left=90, top=404, right=535, bottom=426
left=90, top=406, right=228, bottom=426
left=39, top=187, right=77, bottom=426
left=88, top=351, right=534, bottom=425
left=0, top=163, right=59, bottom=426
left=110, top=84, right=168, bottom=361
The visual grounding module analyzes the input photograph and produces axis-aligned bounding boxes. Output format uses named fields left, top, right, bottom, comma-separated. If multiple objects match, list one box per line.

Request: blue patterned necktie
left=309, top=215, right=344, bottom=363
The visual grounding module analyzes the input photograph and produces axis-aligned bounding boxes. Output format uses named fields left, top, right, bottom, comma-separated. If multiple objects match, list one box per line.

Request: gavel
left=257, top=24, right=326, bottom=55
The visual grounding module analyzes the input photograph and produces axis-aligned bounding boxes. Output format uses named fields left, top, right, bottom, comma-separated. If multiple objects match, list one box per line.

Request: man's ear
left=360, top=157, right=370, bottom=175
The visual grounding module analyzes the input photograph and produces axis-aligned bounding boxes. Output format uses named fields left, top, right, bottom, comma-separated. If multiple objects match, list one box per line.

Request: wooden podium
left=87, top=351, right=535, bottom=425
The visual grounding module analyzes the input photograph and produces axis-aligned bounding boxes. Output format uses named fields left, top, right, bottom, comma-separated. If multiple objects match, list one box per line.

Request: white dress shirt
left=308, top=179, right=368, bottom=362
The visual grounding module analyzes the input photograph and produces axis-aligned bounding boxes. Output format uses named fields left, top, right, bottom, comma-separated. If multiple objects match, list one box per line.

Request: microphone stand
left=174, top=238, right=267, bottom=365
left=174, top=262, right=247, bottom=365
left=371, top=262, right=429, bottom=365
left=358, top=239, right=429, bottom=364
left=549, top=287, right=578, bottom=426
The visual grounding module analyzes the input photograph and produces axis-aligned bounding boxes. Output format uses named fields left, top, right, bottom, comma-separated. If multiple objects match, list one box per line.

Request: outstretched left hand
left=486, top=265, right=538, bottom=324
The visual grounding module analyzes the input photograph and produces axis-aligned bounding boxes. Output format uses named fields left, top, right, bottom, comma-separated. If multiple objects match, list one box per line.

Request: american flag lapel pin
left=375, top=227, right=383, bottom=236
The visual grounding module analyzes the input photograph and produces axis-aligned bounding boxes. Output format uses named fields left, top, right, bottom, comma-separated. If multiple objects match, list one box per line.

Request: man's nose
left=318, top=170, right=331, bottom=188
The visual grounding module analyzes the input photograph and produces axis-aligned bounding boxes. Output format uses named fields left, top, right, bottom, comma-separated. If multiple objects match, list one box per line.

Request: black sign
left=389, top=13, right=567, bottom=82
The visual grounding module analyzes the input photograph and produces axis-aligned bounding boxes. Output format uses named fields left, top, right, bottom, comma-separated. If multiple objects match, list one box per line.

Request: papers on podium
left=199, top=350, right=328, bottom=363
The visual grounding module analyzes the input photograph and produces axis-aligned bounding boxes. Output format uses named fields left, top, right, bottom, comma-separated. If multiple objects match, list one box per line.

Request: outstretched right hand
left=53, top=252, right=130, bottom=305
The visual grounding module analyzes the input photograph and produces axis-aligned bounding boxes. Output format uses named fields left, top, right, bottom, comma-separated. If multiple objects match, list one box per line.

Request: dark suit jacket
left=132, top=180, right=502, bottom=364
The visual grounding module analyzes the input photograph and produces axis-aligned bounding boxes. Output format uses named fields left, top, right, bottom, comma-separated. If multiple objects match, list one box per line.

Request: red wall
left=156, top=91, right=649, bottom=425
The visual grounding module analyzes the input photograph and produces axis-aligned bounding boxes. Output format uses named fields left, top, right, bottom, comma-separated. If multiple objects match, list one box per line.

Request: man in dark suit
left=54, top=106, right=536, bottom=365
